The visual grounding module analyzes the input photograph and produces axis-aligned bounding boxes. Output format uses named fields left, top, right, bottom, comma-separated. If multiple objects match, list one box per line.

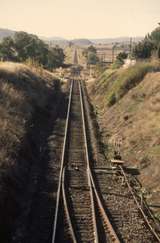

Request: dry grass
left=0, top=61, right=58, bottom=240
left=0, top=61, right=57, bottom=166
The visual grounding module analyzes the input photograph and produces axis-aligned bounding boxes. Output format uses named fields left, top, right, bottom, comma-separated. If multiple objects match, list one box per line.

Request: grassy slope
left=0, top=62, right=58, bottom=240
left=92, top=61, right=160, bottom=106
left=89, top=61, right=160, bottom=218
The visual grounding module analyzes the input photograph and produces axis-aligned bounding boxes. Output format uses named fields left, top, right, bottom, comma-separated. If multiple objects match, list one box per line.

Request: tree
left=87, top=52, right=99, bottom=65
left=47, top=46, right=65, bottom=69
left=133, top=39, right=154, bottom=59
left=14, top=32, right=35, bottom=61
left=149, top=26, right=160, bottom=58
left=116, top=52, right=128, bottom=61
left=83, top=45, right=99, bottom=65
left=14, top=32, right=49, bottom=64
left=133, top=25, right=160, bottom=59
left=111, top=51, right=127, bottom=69
left=0, top=31, right=65, bottom=69
left=150, top=27, right=160, bottom=46
left=87, top=45, right=97, bottom=54
left=0, top=37, right=16, bottom=61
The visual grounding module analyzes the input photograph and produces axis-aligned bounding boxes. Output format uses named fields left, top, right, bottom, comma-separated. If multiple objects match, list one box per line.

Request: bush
left=117, top=52, right=128, bottom=61
left=133, top=26, right=160, bottom=59
left=133, top=39, right=154, bottom=59
left=108, top=93, right=117, bottom=106
left=111, top=59, right=124, bottom=69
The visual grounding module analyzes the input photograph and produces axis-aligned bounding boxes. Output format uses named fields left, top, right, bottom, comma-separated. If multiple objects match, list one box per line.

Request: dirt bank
left=87, top=63, right=160, bottom=220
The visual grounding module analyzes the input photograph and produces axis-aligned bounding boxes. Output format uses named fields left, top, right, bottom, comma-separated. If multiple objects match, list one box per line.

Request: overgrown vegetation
left=93, top=61, right=160, bottom=107
left=111, top=51, right=128, bottom=69
left=111, top=58, right=124, bottom=69
left=133, top=25, right=160, bottom=59
left=108, top=93, right=117, bottom=106
left=0, top=31, right=65, bottom=70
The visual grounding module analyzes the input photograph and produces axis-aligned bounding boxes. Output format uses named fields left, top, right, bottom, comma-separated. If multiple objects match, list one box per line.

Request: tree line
left=133, top=26, right=160, bottom=59
left=83, top=45, right=99, bottom=65
left=0, top=31, right=65, bottom=69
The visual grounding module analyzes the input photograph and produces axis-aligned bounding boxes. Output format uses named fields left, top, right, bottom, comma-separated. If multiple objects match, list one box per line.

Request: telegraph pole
left=112, top=45, right=115, bottom=63
left=129, top=37, right=133, bottom=58
left=112, top=43, right=117, bottom=63
left=73, top=49, right=78, bottom=65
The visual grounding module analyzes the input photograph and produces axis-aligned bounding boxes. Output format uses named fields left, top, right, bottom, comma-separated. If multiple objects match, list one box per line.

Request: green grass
left=148, top=145, right=160, bottom=156
left=94, top=69, right=117, bottom=96
left=111, top=58, right=124, bottom=69
left=97, top=69, right=115, bottom=85
left=95, top=61, right=160, bottom=106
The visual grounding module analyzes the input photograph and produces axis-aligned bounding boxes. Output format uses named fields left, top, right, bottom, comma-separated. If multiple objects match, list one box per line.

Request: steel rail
left=134, top=176, right=160, bottom=228
left=62, top=167, right=78, bottom=243
left=120, top=165, right=160, bottom=242
left=79, top=80, right=99, bottom=243
left=80, top=80, right=121, bottom=243
left=52, top=80, right=73, bottom=243
left=89, top=171, right=121, bottom=243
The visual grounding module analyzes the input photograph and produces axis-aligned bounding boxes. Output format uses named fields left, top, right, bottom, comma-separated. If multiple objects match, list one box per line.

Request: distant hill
left=0, top=28, right=15, bottom=40
left=42, top=38, right=93, bottom=47
left=44, top=37, right=143, bottom=47
left=0, top=28, right=144, bottom=46
left=90, top=37, right=144, bottom=44
left=41, top=36, right=69, bottom=47
left=71, top=39, right=93, bottom=46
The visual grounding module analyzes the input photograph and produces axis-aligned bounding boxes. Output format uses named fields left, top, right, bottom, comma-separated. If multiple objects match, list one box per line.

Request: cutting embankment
left=0, top=62, right=62, bottom=242
left=88, top=61, right=160, bottom=219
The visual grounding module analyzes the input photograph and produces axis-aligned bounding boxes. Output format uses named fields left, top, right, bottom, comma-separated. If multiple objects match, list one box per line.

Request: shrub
left=117, top=52, right=128, bottom=61
left=133, top=26, right=160, bottom=59
left=108, top=93, right=117, bottom=106
left=133, top=39, right=154, bottom=59
left=110, top=61, right=160, bottom=102
left=111, top=58, right=124, bottom=69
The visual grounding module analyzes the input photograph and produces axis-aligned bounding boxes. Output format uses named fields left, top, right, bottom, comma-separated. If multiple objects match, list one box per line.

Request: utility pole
left=112, top=43, right=117, bottom=63
left=73, top=49, right=78, bottom=65
left=157, top=23, right=160, bottom=58
left=129, top=37, right=132, bottom=58
left=112, top=45, right=114, bottom=63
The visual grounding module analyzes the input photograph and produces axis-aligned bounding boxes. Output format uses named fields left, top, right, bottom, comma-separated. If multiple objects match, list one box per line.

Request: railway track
left=52, top=79, right=160, bottom=243
left=52, top=80, right=98, bottom=242
left=93, top=167, right=160, bottom=243
left=52, top=80, right=120, bottom=243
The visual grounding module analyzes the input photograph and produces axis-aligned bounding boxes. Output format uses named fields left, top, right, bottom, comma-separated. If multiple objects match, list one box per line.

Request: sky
left=0, top=0, right=160, bottom=39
